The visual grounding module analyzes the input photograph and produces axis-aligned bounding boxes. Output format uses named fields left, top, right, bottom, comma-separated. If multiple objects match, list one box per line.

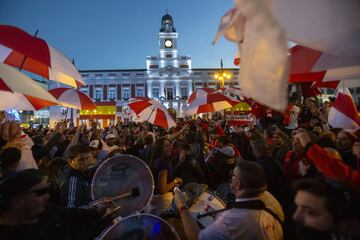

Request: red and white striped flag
left=289, top=45, right=360, bottom=88
left=328, top=88, right=360, bottom=130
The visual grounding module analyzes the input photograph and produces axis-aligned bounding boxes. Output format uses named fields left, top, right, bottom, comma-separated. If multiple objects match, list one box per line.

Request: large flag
left=233, top=0, right=289, bottom=112
left=328, top=88, right=360, bottom=130
left=214, top=0, right=360, bottom=111
left=270, top=0, right=360, bottom=58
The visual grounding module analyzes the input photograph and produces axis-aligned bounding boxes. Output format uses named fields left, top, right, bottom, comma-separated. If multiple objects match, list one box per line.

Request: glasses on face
left=19, top=183, right=51, bottom=197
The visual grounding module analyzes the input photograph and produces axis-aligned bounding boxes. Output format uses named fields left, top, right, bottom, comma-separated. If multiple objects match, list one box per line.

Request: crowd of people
left=0, top=96, right=359, bottom=240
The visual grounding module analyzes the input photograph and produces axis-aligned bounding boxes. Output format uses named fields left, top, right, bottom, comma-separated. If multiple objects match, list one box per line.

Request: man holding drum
left=174, top=160, right=284, bottom=240
left=58, top=144, right=97, bottom=208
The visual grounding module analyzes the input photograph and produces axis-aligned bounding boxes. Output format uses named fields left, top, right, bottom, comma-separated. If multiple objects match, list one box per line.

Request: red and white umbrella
left=129, top=96, right=151, bottom=102
left=128, top=99, right=176, bottom=129
left=0, top=63, right=59, bottom=110
left=187, top=88, right=216, bottom=104
left=48, top=87, right=96, bottom=110
left=0, top=25, right=84, bottom=88
left=186, top=92, right=240, bottom=114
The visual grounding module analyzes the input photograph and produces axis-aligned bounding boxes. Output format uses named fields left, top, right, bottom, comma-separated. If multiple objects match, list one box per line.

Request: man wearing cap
left=88, top=139, right=107, bottom=162
left=174, top=160, right=284, bottom=240
left=0, top=169, right=107, bottom=240
left=101, top=133, right=119, bottom=156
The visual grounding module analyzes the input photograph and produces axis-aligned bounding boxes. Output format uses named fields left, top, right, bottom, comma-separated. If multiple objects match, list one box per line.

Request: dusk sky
left=0, top=0, right=237, bottom=71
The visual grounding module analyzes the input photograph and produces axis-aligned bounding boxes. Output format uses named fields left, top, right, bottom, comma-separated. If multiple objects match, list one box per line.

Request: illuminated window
left=122, top=88, right=130, bottom=99
left=153, top=87, right=160, bottom=98
left=136, top=87, right=144, bottom=97
left=94, top=87, right=102, bottom=100
left=108, top=87, right=116, bottom=99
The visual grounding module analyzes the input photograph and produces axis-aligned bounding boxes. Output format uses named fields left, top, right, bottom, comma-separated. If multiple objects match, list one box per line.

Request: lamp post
left=214, top=59, right=232, bottom=89
left=213, top=59, right=233, bottom=118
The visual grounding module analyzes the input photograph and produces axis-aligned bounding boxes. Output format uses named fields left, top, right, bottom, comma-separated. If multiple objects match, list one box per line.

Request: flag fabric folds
left=328, top=88, right=360, bottom=130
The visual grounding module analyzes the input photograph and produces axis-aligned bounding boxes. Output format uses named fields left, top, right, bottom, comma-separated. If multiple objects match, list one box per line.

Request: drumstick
left=110, top=187, right=140, bottom=201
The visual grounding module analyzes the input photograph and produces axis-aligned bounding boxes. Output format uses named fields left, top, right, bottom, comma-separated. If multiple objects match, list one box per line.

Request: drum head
left=92, top=155, right=154, bottom=217
left=181, top=183, right=208, bottom=206
left=99, top=214, right=181, bottom=240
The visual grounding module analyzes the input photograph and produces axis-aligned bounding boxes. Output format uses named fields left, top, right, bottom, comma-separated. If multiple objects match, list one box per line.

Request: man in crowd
left=101, top=133, right=119, bottom=156
left=336, top=130, right=358, bottom=169
left=58, top=144, right=96, bottom=208
left=293, top=178, right=360, bottom=239
left=174, top=160, right=284, bottom=240
left=0, top=169, right=107, bottom=240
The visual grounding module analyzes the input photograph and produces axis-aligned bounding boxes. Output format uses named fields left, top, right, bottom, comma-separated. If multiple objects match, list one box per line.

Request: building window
left=166, top=87, right=174, bottom=100
left=166, top=54, right=172, bottom=58
left=108, top=87, right=116, bottom=100
left=356, top=87, right=360, bottom=94
left=180, top=64, right=188, bottom=68
left=95, top=74, right=102, bottom=77
left=149, top=65, right=159, bottom=69
left=94, top=87, right=102, bottom=100
left=122, top=88, right=130, bottom=99
left=181, top=87, right=188, bottom=99
left=136, top=87, right=144, bottom=97
left=153, top=87, right=160, bottom=98
left=80, top=87, right=88, bottom=95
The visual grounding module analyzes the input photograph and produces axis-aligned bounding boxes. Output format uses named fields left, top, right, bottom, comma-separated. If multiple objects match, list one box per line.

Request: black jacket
left=57, top=168, right=92, bottom=208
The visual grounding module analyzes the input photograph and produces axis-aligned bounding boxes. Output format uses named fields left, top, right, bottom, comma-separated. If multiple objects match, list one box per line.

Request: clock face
left=165, top=40, right=172, bottom=48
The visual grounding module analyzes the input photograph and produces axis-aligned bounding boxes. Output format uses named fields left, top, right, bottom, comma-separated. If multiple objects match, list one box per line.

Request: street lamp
left=213, top=59, right=232, bottom=88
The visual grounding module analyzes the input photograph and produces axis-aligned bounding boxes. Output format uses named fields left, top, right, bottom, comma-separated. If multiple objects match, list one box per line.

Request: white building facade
left=75, top=13, right=239, bottom=126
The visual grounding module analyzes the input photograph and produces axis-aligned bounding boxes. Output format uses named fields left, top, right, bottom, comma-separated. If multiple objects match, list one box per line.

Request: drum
left=97, top=214, right=181, bottom=240
left=190, top=190, right=226, bottom=228
left=162, top=189, right=226, bottom=238
left=91, top=155, right=154, bottom=217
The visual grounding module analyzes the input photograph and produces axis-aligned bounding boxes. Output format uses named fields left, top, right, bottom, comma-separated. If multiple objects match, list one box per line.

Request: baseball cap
left=89, top=140, right=100, bottom=149
left=106, top=134, right=116, bottom=140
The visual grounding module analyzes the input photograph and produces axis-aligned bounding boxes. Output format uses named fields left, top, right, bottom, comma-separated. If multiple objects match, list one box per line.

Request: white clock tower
left=146, top=13, right=191, bottom=70
left=146, top=13, right=192, bottom=116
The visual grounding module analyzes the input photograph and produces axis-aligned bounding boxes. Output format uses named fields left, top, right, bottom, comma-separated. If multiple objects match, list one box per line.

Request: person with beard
left=271, top=132, right=290, bottom=164
left=174, top=160, right=284, bottom=240
left=336, top=130, right=358, bottom=170
left=101, top=133, right=119, bottom=156
left=0, top=169, right=108, bottom=240
left=57, top=144, right=97, bottom=208
left=292, top=178, right=360, bottom=240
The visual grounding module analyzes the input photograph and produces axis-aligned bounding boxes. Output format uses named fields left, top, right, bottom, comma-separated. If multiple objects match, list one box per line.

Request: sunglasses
left=19, top=183, right=51, bottom=197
